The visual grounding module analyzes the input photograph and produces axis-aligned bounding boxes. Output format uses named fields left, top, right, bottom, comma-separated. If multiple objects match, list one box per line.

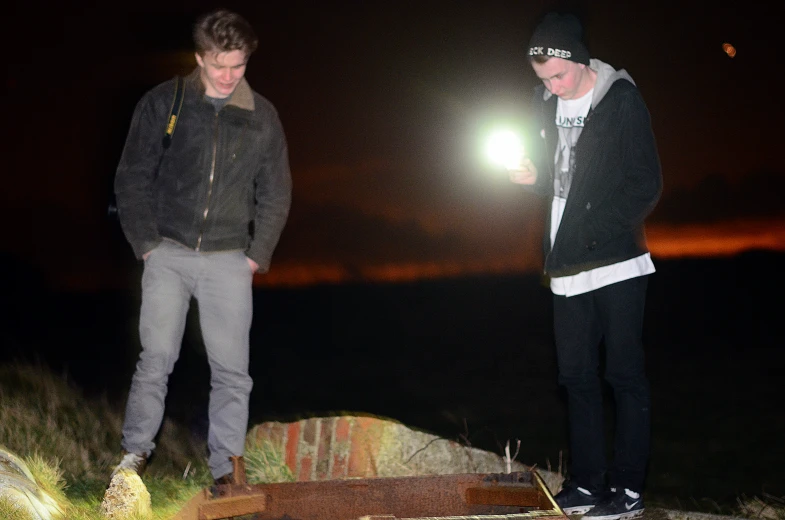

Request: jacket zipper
left=543, top=103, right=596, bottom=275
left=196, top=112, right=219, bottom=251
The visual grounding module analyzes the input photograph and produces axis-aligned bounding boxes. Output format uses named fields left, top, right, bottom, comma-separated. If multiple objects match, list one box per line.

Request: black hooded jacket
left=526, top=59, right=662, bottom=278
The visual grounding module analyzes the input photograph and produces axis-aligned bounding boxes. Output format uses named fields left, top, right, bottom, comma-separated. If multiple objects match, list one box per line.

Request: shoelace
left=610, top=487, right=641, bottom=500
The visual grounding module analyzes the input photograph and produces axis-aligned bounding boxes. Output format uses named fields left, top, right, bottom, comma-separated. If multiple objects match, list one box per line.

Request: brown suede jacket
left=114, top=68, right=292, bottom=272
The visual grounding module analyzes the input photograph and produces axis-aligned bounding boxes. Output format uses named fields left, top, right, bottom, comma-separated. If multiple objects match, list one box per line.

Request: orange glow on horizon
left=258, top=257, right=540, bottom=287
left=257, top=218, right=785, bottom=287
left=646, top=218, right=785, bottom=258
left=47, top=218, right=785, bottom=291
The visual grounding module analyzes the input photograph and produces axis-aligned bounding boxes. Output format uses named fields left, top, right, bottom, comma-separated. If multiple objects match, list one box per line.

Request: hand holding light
left=485, top=129, right=538, bottom=185
left=508, top=157, right=537, bottom=185
left=486, top=130, right=525, bottom=170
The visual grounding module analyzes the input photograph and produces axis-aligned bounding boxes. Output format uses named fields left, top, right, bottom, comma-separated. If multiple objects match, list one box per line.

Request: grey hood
left=541, top=58, right=635, bottom=107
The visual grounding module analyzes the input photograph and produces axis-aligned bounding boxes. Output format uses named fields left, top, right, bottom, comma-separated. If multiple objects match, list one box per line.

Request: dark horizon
left=2, top=250, right=784, bottom=508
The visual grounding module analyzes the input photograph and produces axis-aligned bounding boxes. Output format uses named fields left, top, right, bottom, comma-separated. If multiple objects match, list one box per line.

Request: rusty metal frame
left=173, top=470, right=567, bottom=520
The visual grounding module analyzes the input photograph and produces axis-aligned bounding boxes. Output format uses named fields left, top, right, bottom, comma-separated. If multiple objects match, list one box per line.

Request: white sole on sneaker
left=562, top=505, right=597, bottom=515
left=585, top=508, right=645, bottom=520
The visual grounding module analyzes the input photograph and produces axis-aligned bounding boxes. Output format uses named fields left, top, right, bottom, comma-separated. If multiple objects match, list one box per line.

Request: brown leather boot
left=213, top=455, right=247, bottom=486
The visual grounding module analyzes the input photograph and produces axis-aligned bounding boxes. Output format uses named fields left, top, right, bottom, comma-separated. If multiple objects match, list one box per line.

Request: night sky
left=3, top=2, right=785, bottom=505
left=3, top=1, right=784, bottom=289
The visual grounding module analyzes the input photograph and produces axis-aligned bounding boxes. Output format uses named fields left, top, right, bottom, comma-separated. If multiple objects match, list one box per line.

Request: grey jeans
left=121, top=240, right=254, bottom=479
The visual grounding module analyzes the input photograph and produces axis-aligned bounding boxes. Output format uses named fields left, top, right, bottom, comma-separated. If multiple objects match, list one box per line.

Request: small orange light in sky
left=722, top=43, right=737, bottom=58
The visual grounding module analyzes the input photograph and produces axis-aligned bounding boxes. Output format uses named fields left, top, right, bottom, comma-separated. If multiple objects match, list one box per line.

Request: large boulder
left=100, top=469, right=152, bottom=519
left=0, top=447, right=64, bottom=520
left=247, top=415, right=563, bottom=492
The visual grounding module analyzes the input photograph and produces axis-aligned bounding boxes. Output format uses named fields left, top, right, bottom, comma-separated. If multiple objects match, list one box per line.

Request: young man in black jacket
left=509, top=12, right=662, bottom=520
left=112, top=9, right=292, bottom=485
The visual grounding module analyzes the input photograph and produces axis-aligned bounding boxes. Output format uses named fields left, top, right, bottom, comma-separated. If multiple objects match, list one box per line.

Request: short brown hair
left=193, top=9, right=258, bottom=57
left=531, top=54, right=551, bottom=65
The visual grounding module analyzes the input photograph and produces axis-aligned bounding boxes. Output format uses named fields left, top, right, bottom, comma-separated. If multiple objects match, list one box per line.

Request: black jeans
left=553, top=275, right=651, bottom=493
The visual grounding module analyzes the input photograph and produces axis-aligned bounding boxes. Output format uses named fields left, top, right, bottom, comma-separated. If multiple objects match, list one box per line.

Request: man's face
left=195, top=49, right=248, bottom=98
left=531, top=57, right=589, bottom=100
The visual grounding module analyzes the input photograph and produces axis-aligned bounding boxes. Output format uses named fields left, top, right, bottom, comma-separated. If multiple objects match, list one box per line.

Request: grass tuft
left=0, top=497, right=35, bottom=520
left=244, top=438, right=295, bottom=484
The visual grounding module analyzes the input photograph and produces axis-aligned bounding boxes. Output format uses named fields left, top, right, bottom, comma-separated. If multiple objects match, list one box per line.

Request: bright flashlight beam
left=486, top=130, right=524, bottom=170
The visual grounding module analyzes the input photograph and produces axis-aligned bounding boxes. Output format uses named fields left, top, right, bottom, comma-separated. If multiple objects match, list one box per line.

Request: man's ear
left=195, top=52, right=205, bottom=68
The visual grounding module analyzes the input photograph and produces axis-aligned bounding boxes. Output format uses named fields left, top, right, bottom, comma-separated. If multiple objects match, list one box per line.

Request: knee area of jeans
left=209, top=360, right=251, bottom=375
left=130, top=366, right=173, bottom=384
left=603, top=372, right=650, bottom=390
left=211, top=373, right=253, bottom=391
left=137, top=351, right=179, bottom=371
left=558, top=373, right=602, bottom=389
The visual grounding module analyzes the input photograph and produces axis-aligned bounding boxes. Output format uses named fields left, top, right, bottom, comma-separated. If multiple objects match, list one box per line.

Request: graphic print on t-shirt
left=554, top=90, right=593, bottom=201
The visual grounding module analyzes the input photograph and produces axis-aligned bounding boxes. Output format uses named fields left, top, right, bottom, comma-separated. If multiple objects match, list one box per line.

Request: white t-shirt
left=550, top=89, right=654, bottom=297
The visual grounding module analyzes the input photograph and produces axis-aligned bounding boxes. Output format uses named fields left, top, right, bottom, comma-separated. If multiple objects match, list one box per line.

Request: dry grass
left=0, top=362, right=211, bottom=518
left=244, top=438, right=295, bottom=484
left=738, top=494, right=785, bottom=520
left=0, top=497, right=35, bottom=520
left=0, top=362, right=208, bottom=483
left=1, top=362, right=782, bottom=520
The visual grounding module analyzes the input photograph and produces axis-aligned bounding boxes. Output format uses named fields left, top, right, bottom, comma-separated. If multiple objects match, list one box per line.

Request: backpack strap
left=107, top=76, right=186, bottom=219
left=162, top=76, right=185, bottom=149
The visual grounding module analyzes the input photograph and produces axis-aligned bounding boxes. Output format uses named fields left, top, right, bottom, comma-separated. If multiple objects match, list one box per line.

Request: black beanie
left=527, top=12, right=590, bottom=65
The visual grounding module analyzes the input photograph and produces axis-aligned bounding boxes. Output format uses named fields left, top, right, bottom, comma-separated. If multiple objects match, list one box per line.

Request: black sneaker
left=584, top=487, right=644, bottom=520
left=554, top=481, right=603, bottom=515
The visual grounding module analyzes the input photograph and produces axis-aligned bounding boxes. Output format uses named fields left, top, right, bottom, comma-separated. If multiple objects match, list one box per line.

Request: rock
left=0, top=448, right=37, bottom=482
left=248, top=415, right=563, bottom=492
left=100, top=469, right=152, bottom=519
left=0, top=446, right=64, bottom=520
left=736, top=497, right=780, bottom=520
left=657, top=508, right=755, bottom=520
